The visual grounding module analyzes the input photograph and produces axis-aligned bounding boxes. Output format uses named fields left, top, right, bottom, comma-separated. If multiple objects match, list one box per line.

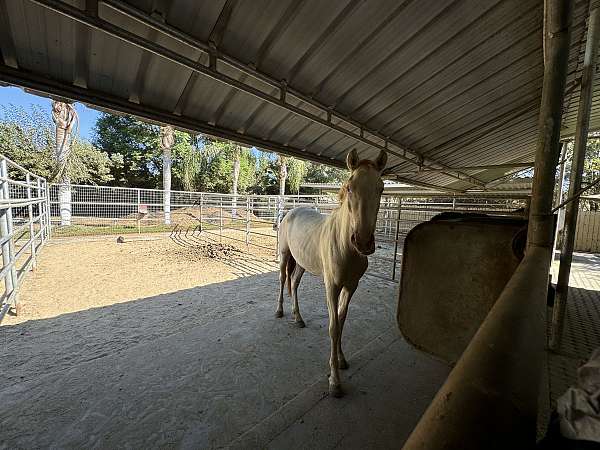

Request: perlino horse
left=276, top=149, right=387, bottom=397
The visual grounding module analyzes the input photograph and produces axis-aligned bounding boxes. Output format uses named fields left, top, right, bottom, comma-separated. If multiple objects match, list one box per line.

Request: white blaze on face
left=345, top=149, right=387, bottom=255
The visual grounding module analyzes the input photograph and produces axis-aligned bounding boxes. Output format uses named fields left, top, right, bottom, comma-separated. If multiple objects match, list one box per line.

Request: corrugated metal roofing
left=0, top=0, right=595, bottom=191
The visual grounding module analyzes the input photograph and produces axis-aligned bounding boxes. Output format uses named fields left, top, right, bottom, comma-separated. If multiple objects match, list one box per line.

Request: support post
left=199, top=193, right=203, bottom=234
left=245, top=196, right=250, bottom=252
left=403, top=1, right=572, bottom=448
left=550, top=6, right=600, bottom=350
left=219, top=197, right=223, bottom=243
left=37, top=178, right=45, bottom=245
left=552, top=143, right=568, bottom=260
left=0, top=159, right=18, bottom=308
left=45, top=181, right=52, bottom=240
left=26, top=174, right=37, bottom=270
left=391, top=197, right=402, bottom=281
left=0, top=160, right=15, bottom=302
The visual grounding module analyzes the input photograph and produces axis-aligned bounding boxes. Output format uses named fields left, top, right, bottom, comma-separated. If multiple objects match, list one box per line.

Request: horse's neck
left=327, top=202, right=357, bottom=259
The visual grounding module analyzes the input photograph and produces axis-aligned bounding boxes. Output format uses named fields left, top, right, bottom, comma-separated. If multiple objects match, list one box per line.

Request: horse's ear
left=375, top=150, right=388, bottom=172
left=346, top=149, right=359, bottom=171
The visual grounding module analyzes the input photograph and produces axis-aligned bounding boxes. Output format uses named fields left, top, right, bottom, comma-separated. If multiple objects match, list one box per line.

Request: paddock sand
left=0, top=233, right=449, bottom=449
left=3, top=230, right=278, bottom=325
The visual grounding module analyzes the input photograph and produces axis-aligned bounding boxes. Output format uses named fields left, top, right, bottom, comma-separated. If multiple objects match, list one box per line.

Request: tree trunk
left=279, top=155, right=287, bottom=196
left=161, top=125, right=174, bottom=225
left=232, top=145, right=241, bottom=217
left=277, top=155, right=287, bottom=228
left=52, top=101, right=76, bottom=226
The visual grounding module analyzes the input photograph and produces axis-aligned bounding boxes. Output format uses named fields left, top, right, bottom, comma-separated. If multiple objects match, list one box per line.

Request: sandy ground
left=0, top=233, right=448, bottom=449
left=2, top=230, right=278, bottom=325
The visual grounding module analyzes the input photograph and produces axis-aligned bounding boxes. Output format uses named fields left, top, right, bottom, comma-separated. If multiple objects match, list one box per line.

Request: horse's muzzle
left=351, top=232, right=375, bottom=255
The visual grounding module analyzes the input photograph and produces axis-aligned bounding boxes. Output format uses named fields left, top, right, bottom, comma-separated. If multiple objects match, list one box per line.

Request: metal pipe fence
left=0, top=156, right=51, bottom=322
left=48, top=184, right=527, bottom=281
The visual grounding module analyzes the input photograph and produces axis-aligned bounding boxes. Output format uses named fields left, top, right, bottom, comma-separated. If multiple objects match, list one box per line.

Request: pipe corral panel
left=397, top=213, right=527, bottom=364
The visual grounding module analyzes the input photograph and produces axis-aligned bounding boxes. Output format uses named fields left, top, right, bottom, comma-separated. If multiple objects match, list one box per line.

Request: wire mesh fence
left=48, top=184, right=528, bottom=281
left=0, top=156, right=51, bottom=322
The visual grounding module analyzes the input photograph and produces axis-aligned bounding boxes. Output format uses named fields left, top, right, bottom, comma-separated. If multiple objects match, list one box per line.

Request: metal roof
left=0, top=0, right=595, bottom=192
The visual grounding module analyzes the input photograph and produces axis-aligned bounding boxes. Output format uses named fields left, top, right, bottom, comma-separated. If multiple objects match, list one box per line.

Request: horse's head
left=341, top=149, right=387, bottom=255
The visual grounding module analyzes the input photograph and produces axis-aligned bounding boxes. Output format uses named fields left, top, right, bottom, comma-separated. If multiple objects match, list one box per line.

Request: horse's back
left=280, top=207, right=325, bottom=275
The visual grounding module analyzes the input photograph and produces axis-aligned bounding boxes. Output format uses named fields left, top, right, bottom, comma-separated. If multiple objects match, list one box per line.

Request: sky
left=0, top=84, right=270, bottom=158
left=0, top=85, right=101, bottom=141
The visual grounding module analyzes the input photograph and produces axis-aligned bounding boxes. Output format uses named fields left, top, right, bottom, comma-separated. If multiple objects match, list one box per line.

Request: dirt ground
left=3, top=229, right=278, bottom=325
left=0, top=232, right=449, bottom=449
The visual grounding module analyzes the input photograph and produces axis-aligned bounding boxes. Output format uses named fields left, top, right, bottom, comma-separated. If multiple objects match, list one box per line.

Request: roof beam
left=29, top=0, right=485, bottom=187
left=391, top=162, right=535, bottom=175
left=2, top=63, right=465, bottom=193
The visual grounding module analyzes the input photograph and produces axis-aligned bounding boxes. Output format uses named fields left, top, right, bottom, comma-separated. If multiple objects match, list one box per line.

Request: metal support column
left=391, top=197, right=402, bottom=281
left=0, top=159, right=18, bottom=308
left=245, top=196, right=250, bottom=252
left=552, top=143, right=567, bottom=260
left=550, top=6, right=600, bottom=350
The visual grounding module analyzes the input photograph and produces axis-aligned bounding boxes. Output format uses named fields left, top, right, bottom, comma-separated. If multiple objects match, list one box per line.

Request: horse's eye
left=347, top=187, right=352, bottom=194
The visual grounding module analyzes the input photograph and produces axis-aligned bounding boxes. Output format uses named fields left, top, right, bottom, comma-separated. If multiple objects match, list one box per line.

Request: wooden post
left=550, top=6, right=600, bottom=350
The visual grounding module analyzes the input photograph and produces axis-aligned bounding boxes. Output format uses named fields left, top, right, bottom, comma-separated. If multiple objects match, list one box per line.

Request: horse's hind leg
left=291, top=266, right=306, bottom=328
left=275, top=251, right=289, bottom=318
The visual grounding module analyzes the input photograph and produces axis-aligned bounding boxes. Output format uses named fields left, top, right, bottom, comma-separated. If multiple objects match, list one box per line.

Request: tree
left=93, top=113, right=161, bottom=188
left=278, top=155, right=287, bottom=196
left=286, top=157, right=307, bottom=194
left=52, top=101, right=77, bottom=225
left=0, top=104, right=114, bottom=184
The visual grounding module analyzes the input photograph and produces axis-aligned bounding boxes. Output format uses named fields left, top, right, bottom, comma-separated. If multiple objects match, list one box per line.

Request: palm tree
left=51, top=101, right=77, bottom=226
left=160, top=125, right=174, bottom=225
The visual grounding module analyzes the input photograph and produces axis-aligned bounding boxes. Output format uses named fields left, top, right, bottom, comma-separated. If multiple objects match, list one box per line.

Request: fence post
left=392, top=197, right=402, bottom=281
left=219, top=196, right=223, bottom=244
left=45, top=181, right=52, bottom=240
left=199, top=193, right=203, bottom=234
left=137, top=189, right=141, bottom=234
left=0, top=160, right=14, bottom=302
left=0, top=159, right=18, bottom=309
left=26, top=174, right=37, bottom=270
left=246, top=196, right=250, bottom=252
left=37, top=178, right=45, bottom=245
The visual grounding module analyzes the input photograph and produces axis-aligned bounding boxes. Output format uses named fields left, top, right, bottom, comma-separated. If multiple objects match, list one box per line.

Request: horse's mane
left=337, top=160, right=377, bottom=202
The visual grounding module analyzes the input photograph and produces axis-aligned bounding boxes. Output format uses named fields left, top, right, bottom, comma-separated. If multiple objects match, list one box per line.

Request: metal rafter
left=29, top=0, right=485, bottom=187
left=0, top=61, right=464, bottom=196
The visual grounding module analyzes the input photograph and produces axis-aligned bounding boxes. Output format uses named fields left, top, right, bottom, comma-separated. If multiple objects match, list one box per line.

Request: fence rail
left=48, top=183, right=527, bottom=281
left=0, top=156, right=51, bottom=322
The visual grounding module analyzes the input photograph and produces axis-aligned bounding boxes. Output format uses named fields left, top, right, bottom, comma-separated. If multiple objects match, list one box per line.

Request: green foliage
left=287, top=158, right=307, bottom=194
left=0, top=104, right=113, bottom=184
left=2, top=105, right=351, bottom=193
left=93, top=113, right=161, bottom=188
left=200, top=141, right=256, bottom=193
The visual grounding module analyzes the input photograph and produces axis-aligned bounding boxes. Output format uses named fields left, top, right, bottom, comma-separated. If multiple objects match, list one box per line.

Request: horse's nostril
left=351, top=233, right=357, bottom=244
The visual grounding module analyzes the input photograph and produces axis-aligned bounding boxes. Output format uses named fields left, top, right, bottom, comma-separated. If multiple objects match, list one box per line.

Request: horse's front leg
left=325, top=277, right=343, bottom=397
left=337, top=286, right=356, bottom=370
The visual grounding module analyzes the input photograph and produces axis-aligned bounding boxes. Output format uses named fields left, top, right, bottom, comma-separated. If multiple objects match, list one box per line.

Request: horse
left=276, top=148, right=387, bottom=397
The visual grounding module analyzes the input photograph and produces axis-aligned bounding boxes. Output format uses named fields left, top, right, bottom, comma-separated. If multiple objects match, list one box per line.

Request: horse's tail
left=286, top=254, right=296, bottom=297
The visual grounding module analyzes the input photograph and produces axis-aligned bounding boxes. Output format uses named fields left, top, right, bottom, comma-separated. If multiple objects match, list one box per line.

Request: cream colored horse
left=276, top=149, right=387, bottom=397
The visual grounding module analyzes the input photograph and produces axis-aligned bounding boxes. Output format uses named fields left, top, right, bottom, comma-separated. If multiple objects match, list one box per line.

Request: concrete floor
left=0, top=267, right=449, bottom=449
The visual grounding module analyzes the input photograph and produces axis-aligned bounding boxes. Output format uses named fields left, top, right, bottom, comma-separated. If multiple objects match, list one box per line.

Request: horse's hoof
left=329, top=384, right=344, bottom=398
left=293, top=320, right=306, bottom=328
left=275, top=310, right=283, bottom=318
left=339, top=359, right=349, bottom=370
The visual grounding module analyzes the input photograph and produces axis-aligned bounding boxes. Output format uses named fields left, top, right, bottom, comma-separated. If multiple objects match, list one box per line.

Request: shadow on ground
left=0, top=270, right=448, bottom=449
